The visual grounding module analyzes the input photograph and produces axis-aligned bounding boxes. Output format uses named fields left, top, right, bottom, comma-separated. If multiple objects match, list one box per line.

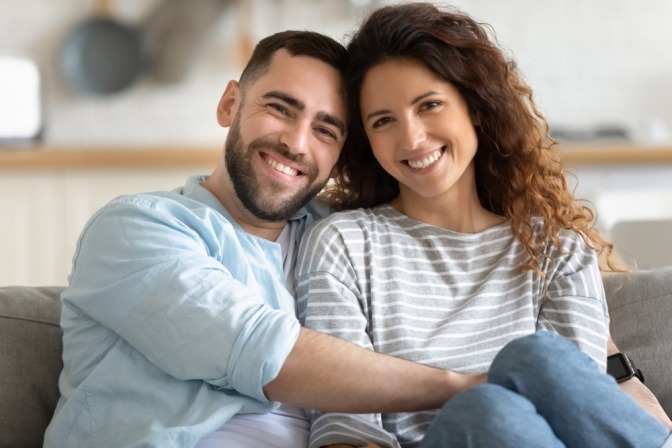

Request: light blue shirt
left=44, top=175, right=328, bottom=447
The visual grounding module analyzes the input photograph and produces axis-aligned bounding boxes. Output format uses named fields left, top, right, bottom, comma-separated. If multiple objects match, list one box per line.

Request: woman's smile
left=405, top=147, right=445, bottom=170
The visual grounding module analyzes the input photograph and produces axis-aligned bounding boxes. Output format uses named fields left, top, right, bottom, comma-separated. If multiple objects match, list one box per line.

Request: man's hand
left=608, top=336, right=672, bottom=429
left=619, top=377, right=672, bottom=429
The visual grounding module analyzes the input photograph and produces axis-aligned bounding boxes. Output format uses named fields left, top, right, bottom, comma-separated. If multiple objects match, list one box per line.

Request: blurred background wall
left=0, top=0, right=670, bottom=146
left=1, top=0, right=671, bottom=284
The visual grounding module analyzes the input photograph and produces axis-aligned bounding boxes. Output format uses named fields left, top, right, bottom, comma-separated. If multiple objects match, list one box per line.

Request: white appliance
left=0, top=55, right=43, bottom=144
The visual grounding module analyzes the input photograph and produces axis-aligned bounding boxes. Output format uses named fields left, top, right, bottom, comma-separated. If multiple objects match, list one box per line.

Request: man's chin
left=243, top=192, right=310, bottom=222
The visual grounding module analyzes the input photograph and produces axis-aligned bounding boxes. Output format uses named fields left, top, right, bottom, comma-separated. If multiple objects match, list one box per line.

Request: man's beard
left=225, top=114, right=325, bottom=222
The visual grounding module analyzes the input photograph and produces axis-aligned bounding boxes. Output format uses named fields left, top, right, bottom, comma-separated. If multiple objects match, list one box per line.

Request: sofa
left=2, top=268, right=672, bottom=447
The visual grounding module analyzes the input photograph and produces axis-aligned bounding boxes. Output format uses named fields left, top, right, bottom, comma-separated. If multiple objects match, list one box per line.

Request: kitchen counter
left=1, top=143, right=672, bottom=169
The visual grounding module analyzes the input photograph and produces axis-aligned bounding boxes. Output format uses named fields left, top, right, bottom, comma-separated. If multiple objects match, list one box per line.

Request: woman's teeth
left=407, top=148, right=443, bottom=170
left=265, top=156, right=299, bottom=176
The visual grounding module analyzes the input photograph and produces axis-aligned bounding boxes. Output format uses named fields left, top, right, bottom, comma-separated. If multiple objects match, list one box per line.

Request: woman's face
left=359, top=57, right=479, bottom=204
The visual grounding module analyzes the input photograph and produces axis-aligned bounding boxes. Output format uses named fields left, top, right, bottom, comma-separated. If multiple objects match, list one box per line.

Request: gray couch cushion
left=604, top=266, right=672, bottom=415
left=0, top=286, right=64, bottom=448
left=0, top=270, right=670, bottom=445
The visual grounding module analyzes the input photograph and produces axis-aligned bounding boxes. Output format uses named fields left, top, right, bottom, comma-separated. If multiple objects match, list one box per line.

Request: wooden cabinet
left=0, top=172, right=65, bottom=285
left=2, top=144, right=671, bottom=286
left=0, top=147, right=218, bottom=286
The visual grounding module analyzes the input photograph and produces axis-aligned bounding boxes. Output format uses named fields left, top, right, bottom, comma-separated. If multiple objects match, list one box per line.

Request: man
left=43, top=31, right=482, bottom=448
left=44, top=30, right=670, bottom=448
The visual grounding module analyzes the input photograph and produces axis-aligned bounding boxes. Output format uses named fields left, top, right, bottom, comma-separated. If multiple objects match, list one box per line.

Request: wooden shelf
left=560, top=143, right=672, bottom=165
left=0, top=145, right=221, bottom=170
left=1, top=143, right=672, bottom=170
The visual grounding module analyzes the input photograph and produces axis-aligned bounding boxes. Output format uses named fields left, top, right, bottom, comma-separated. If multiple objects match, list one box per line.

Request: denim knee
left=489, top=331, right=583, bottom=387
left=421, top=384, right=562, bottom=448
left=427, top=384, right=529, bottom=441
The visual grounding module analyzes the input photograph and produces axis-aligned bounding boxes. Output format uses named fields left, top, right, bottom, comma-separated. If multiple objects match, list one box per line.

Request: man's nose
left=280, top=120, right=310, bottom=154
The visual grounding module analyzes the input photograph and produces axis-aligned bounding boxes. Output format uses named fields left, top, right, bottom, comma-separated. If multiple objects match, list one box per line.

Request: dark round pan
left=61, top=14, right=144, bottom=95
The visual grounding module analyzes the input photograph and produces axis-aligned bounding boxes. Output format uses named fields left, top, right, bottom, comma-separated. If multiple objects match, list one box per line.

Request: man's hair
left=239, top=30, right=348, bottom=88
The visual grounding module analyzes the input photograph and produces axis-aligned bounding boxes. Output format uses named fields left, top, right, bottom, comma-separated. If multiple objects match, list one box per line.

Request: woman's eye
left=372, top=117, right=392, bottom=128
left=421, top=101, right=441, bottom=111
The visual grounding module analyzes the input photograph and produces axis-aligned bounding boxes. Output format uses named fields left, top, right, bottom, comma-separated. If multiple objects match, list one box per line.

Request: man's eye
left=372, top=117, right=392, bottom=128
left=317, top=127, right=337, bottom=140
left=269, top=103, right=288, bottom=115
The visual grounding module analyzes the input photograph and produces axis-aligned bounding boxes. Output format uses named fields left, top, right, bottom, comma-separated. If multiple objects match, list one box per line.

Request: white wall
left=1, top=0, right=671, bottom=146
left=2, top=0, right=672, bottom=255
left=450, top=0, right=672, bottom=144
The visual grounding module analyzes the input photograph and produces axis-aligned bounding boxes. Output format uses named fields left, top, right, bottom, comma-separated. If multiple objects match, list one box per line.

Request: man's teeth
left=407, top=149, right=442, bottom=169
left=265, top=156, right=299, bottom=176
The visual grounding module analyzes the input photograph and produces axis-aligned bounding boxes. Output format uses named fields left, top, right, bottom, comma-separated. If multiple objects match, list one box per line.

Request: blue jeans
left=420, top=331, right=672, bottom=448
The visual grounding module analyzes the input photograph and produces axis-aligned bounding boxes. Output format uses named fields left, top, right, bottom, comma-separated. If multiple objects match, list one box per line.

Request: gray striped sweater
left=295, top=204, right=609, bottom=448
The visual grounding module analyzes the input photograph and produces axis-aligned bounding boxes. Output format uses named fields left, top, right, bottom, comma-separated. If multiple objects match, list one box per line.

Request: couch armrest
left=604, top=267, right=672, bottom=416
left=0, top=286, right=65, bottom=447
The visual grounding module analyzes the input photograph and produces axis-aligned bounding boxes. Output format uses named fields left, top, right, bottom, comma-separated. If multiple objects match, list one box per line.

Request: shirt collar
left=177, top=174, right=324, bottom=229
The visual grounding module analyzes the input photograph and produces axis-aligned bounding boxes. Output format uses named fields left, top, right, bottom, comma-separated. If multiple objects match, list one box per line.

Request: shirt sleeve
left=62, top=195, right=300, bottom=403
left=296, top=219, right=400, bottom=448
left=536, top=229, right=610, bottom=370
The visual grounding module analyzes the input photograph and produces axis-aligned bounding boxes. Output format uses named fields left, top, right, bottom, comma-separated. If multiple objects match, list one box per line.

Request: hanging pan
left=60, top=0, right=149, bottom=95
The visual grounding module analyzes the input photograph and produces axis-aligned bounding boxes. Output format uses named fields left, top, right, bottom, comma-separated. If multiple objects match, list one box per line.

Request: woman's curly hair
left=322, top=2, right=618, bottom=273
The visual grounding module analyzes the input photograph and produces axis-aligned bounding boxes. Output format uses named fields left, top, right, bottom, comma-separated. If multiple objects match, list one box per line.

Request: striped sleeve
left=537, top=229, right=610, bottom=370
left=296, top=217, right=400, bottom=448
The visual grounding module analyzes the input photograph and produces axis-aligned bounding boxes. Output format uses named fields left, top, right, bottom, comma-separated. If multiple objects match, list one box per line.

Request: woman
left=295, top=3, right=672, bottom=448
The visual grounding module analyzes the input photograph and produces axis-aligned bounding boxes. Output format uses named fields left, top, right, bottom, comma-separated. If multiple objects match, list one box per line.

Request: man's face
left=223, top=50, right=347, bottom=221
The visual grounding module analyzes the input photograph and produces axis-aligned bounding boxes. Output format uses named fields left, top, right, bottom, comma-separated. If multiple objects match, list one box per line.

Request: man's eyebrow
left=262, top=90, right=305, bottom=111
left=317, top=111, right=346, bottom=137
left=263, top=90, right=345, bottom=137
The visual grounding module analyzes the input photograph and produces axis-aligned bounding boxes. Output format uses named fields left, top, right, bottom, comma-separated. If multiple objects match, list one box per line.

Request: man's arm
left=608, top=336, right=672, bottom=429
left=263, top=327, right=487, bottom=413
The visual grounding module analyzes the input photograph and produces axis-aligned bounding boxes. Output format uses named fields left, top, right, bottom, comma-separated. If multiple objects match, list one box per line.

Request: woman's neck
left=390, top=188, right=505, bottom=234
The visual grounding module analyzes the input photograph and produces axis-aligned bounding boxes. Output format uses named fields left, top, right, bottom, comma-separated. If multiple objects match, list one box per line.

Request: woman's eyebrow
left=365, top=109, right=391, bottom=122
left=364, top=91, right=440, bottom=122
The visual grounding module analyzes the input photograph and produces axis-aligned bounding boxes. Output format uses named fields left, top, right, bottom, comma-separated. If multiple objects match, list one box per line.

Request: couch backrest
left=0, top=286, right=64, bottom=448
left=0, top=269, right=671, bottom=446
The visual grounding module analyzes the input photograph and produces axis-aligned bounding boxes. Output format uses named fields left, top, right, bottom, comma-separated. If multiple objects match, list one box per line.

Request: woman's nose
left=401, top=117, right=425, bottom=151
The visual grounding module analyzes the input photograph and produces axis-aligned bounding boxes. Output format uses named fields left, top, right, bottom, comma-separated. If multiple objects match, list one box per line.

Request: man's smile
left=262, top=153, right=301, bottom=177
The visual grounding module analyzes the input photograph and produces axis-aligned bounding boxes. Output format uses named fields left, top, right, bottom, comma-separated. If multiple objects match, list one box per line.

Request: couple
left=44, top=3, right=671, bottom=448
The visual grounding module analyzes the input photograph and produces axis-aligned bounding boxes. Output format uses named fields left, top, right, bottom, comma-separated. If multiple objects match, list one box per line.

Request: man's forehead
left=253, top=50, right=347, bottom=121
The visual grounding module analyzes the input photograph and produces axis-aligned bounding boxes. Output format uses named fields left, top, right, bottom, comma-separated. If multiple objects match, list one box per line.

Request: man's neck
left=232, top=214, right=288, bottom=242
left=201, top=171, right=287, bottom=241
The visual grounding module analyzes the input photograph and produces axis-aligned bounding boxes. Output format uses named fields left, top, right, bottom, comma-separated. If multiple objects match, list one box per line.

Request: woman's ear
left=329, top=165, right=339, bottom=179
left=217, top=80, right=240, bottom=127
left=470, top=110, right=481, bottom=127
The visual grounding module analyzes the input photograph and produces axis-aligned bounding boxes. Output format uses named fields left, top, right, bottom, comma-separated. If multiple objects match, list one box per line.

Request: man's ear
left=217, top=80, right=240, bottom=127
